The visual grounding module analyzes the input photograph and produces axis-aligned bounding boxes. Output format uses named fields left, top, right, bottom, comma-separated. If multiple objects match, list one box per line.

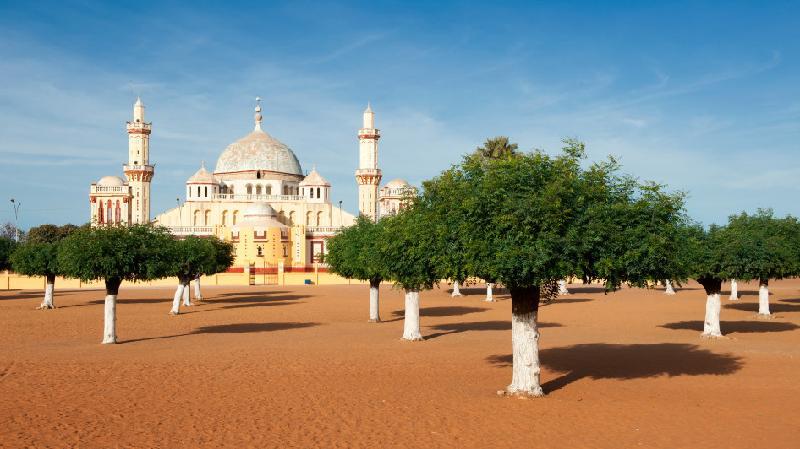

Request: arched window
left=221, top=210, right=228, bottom=226
left=197, top=186, right=201, bottom=197
left=257, top=246, right=263, bottom=257
left=229, top=186, right=235, bottom=195
left=310, top=188, right=314, bottom=199
left=246, top=184, right=253, bottom=195
left=289, top=211, right=295, bottom=225
left=283, top=185, right=288, bottom=195
left=106, top=200, right=112, bottom=225
left=98, top=205, right=104, bottom=224
left=316, top=211, right=323, bottom=226
left=306, top=211, right=312, bottom=226
left=204, top=210, right=210, bottom=226
left=255, top=185, right=262, bottom=195
left=232, top=210, right=238, bottom=225
left=266, top=185, right=272, bottom=195
left=115, top=200, right=121, bottom=224
left=316, top=187, right=321, bottom=198
left=204, top=186, right=208, bottom=197
left=256, top=170, right=262, bottom=179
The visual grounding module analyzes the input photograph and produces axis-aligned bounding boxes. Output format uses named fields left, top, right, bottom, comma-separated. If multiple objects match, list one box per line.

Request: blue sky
left=1, top=0, right=798, bottom=228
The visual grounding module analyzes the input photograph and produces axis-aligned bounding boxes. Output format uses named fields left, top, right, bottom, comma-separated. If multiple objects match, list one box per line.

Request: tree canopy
left=473, top=136, right=519, bottom=161
left=0, top=236, right=16, bottom=271
left=379, top=205, right=438, bottom=291
left=58, top=224, right=175, bottom=292
left=719, top=209, right=800, bottom=282
left=324, top=216, right=389, bottom=285
left=168, top=235, right=234, bottom=283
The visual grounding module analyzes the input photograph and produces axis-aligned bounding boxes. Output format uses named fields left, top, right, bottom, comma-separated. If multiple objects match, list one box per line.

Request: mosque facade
left=89, top=98, right=415, bottom=272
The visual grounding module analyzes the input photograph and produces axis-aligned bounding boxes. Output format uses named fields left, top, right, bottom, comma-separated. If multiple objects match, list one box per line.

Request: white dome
left=187, top=162, right=217, bottom=184
left=243, top=202, right=276, bottom=218
left=97, top=175, right=125, bottom=187
left=385, top=178, right=410, bottom=188
left=236, top=202, right=286, bottom=229
left=214, top=128, right=302, bottom=176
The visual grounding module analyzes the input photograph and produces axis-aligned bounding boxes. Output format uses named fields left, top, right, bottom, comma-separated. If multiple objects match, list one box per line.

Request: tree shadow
left=781, top=298, right=800, bottom=304
left=391, top=306, right=488, bottom=318
left=219, top=298, right=306, bottom=311
left=122, top=321, right=319, bottom=344
left=486, top=343, right=742, bottom=393
left=88, top=298, right=171, bottom=305
left=724, top=302, right=800, bottom=313
left=211, top=291, right=292, bottom=301
left=546, top=297, right=593, bottom=305
left=0, top=291, right=47, bottom=300
left=425, top=320, right=561, bottom=340
left=661, top=320, right=799, bottom=333
left=564, top=286, right=607, bottom=294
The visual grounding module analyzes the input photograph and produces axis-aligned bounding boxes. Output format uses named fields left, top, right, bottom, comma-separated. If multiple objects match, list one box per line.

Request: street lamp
left=9, top=198, right=20, bottom=242
left=176, top=197, right=182, bottom=228
left=338, top=200, right=343, bottom=227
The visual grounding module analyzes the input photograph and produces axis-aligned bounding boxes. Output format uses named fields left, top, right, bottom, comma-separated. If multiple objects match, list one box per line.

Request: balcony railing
left=168, top=226, right=214, bottom=236
left=123, top=165, right=154, bottom=172
left=212, top=194, right=305, bottom=202
left=91, top=186, right=128, bottom=193
left=305, top=226, right=342, bottom=235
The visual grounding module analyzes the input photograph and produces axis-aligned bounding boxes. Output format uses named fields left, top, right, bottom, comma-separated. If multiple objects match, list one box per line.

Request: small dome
left=236, top=202, right=287, bottom=229
left=97, top=175, right=125, bottom=187
left=187, top=162, right=217, bottom=184
left=243, top=202, right=276, bottom=218
left=299, top=168, right=330, bottom=186
left=385, top=179, right=410, bottom=188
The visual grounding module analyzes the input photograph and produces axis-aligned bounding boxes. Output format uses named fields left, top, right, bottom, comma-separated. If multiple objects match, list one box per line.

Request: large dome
left=214, top=102, right=303, bottom=176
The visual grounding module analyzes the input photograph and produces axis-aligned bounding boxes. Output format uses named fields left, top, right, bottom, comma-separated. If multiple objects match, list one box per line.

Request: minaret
left=355, top=103, right=382, bottom=220
left=123, top=97, right=155, bottom=224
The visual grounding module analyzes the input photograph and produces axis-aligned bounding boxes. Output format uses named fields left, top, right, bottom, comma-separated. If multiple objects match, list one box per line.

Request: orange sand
left=1, top=280, right=799, bottom=448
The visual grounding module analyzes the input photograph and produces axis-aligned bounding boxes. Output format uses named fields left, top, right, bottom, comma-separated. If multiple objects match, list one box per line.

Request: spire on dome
left=364, top=102, right=372, bottom=113
left=133, top=96, right=145, bottom=121
left=362, top=102, right=375, bottom=129
left=254, top=96, right=263, bottom=131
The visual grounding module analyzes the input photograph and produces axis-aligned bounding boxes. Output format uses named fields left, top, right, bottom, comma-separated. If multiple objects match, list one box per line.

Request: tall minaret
left=355, top=103, right=382, bottom=220
left=123, top=97, right=155, bottom=224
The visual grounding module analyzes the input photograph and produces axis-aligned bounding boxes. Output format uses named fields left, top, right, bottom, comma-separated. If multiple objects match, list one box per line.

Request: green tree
left=325, top=216, right=389, bottom=322
left=58, top=225, right=175, bottom=344
left=0, top=236, right=16, bottom=271
left=473, top=136, right=519, bottom=160
left=10, top=224, right=79, bottom=309
left=678, top=224, right=730, bottom=337
left=428, top=140, right=686, bottom=396
left=168, top=236, right=234, bottom=315
left=719, top=209, right=800, bottom=316
left=380, top=205, right=439, bottom=340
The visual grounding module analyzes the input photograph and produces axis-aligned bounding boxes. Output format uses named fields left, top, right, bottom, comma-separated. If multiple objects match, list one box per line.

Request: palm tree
left=475, top=136, right=519, bottom=160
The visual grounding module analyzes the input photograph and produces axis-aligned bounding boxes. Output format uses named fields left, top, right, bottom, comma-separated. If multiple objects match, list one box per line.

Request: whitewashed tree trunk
left=702, top=293, right=722, bottom=337
left=38, top=280, right=55, bottom=309
left=485, top=283, right=495, bottom=302
left=664, top=279, right=676, bottom=295
left=557, top=280, right=570, bottom=295
left=402, top=289, right=423, bottom=341
left=507, top=287, right=543, bottom=396
left=194, top=276, right=202, bottom=300
left=368, top=281, right=380, bottom=322
left=729, top=279, right=739, bottom=300
left=170, top=284, right=184, bottom=315
left=182, top=281, right=192, bottom=307
left=758, top=280, right=770, bottom=316
left=451, top=280, right=463, bottom=297
left=102, top=294, right=117, bottom=344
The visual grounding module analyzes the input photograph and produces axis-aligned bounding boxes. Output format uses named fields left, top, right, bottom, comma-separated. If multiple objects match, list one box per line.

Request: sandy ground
left=1, top=279, right=799, bottom=449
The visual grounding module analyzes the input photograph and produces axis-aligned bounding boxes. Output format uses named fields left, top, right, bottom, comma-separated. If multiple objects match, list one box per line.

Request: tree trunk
left=402, top=288, right=423, bottom=341
left=758, top=279, right=770, bottom=316
left=729, top=279, right=738, bottom=301
left=194, top=275, right=202, bottom=301
left=507, top=286, right=543, bottom=396
left=702, top=293, right=722, bottom=337
left=102, top=278, right=121, bottom=344
left=38, top=274, right=56, bottom=309
left=182, top=281, right=192, bottom=307
left=170, top=283, right=184, bottom=315
left=368, top=278, right=381, bottom=323
left=451, top=280, right=463, bottom=297
left=664, top=279, right=676, bottom=295
left=557, top=280, right=570, bottom=295
left=484, top=283, right=495, bottom=302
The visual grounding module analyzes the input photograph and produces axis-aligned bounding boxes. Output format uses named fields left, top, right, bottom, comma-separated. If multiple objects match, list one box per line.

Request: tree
left=0, top=222, right=25, bottom=241
left=0, top=236, right=16, bottom=271
left=719, top=209, right=800, bottom=316
left=380, top=206, right=439, bottom=340
left=168, top=236, right=234, bottom=315
left=325, top=216, right=389, bottom=322
left=678, top=224, right=729, bottom=337
left=58, top=225, right=175, bottom=344
left=473, top=136, right=519, bottom=161
left=10, top=224, right=79, bottom=309
left=427, top=139, right=686, bottom=396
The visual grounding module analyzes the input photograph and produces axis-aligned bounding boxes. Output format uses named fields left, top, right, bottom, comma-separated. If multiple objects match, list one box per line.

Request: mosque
left=88, top=98, right=415, bottom=272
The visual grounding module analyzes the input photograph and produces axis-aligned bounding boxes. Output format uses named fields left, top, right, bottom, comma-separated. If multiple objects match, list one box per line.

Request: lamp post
left=338, top=200, right=343, bottom=227
left=9, top=198, right=21, bottom=242
left=176, top=197, right=182, bottom=229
